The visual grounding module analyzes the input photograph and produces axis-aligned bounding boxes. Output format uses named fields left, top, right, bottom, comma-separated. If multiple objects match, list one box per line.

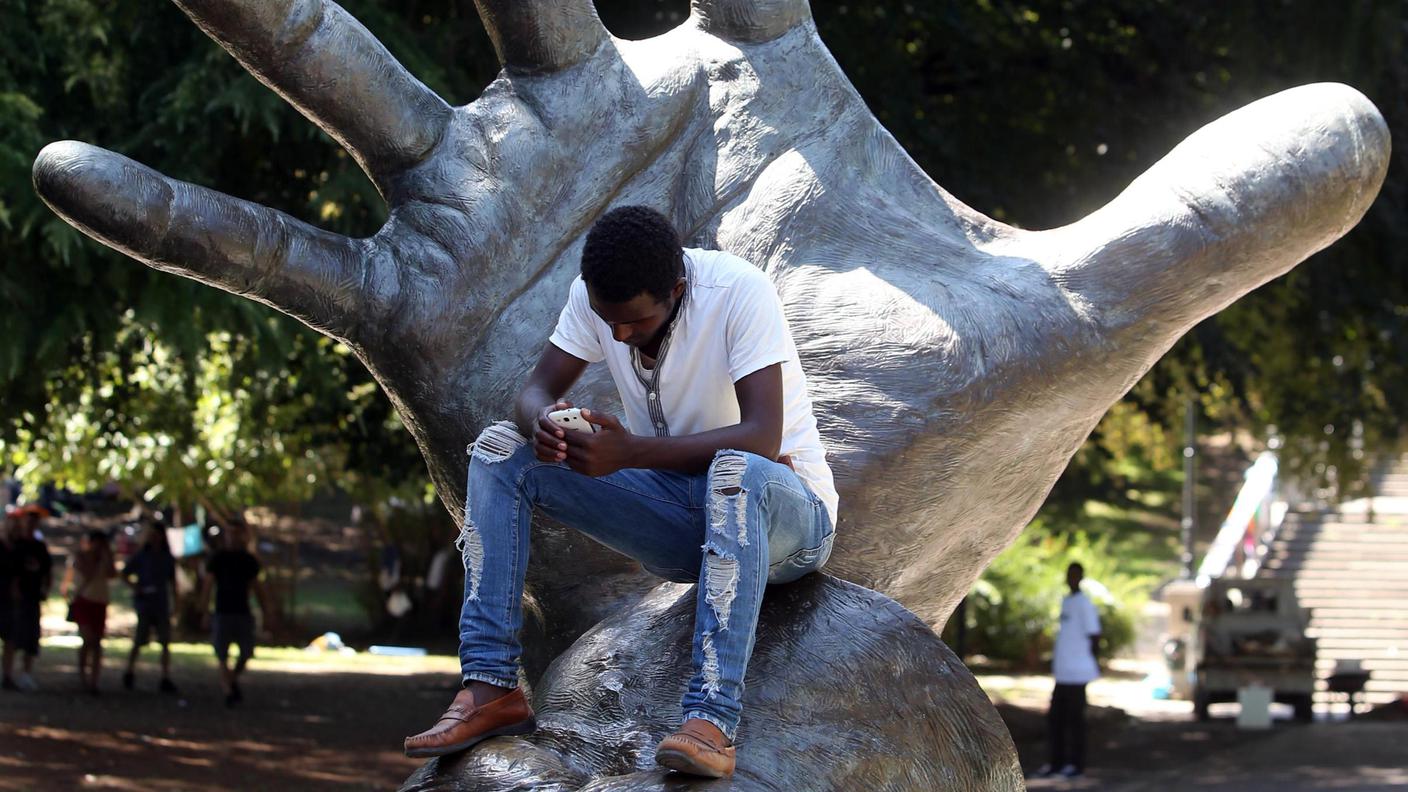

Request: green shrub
left=949, top=529, right=1150, bottom=669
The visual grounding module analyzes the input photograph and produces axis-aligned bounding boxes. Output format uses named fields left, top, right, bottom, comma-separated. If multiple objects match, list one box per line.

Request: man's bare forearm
left=561, top=365, right=785, bottom=476
left=625, top=421, right=781, bottom=475
left=253, top=580, right=270, bottom=617
left=514, top=385, right=558, bottom=439
left=512, top=343, right=589, bottom=439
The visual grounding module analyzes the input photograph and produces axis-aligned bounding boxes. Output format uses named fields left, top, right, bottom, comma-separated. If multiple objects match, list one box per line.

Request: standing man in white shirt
left=404, top=206, right=837, bottom=779
left=1037, top=561, right=1103, bottom=779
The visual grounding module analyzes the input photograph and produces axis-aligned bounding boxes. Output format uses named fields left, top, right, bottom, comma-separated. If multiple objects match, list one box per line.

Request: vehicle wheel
left=1194, top=687, right=1211, bottom=721
left=1292, top=693, right=1314, bottom=723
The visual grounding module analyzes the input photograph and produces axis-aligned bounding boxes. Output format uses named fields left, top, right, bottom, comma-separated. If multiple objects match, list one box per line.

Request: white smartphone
left=547, top=407, right=598, bottom=434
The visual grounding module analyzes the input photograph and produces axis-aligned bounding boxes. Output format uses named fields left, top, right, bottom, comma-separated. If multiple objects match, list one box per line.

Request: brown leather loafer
left=403, top=687, right=536, bottom=758
left=654, top=718, right=736, bottom=778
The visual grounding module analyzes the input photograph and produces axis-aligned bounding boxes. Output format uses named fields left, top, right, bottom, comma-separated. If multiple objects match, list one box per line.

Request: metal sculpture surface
left=32, top=0, right=1388, bottom=789
left=402, top=574, right=1025, bottom=791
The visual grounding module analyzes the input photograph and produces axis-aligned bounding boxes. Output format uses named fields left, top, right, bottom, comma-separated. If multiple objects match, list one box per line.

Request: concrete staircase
left=1257, top=455, right=1408, bottom=711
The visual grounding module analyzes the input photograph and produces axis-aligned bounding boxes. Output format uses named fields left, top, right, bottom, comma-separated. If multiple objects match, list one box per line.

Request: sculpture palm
left=36, top=0, right=1385, bottom=684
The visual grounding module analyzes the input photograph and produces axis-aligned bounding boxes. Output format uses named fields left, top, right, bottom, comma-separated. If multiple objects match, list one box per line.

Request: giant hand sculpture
left=33, top=0, right=1388, bottom=788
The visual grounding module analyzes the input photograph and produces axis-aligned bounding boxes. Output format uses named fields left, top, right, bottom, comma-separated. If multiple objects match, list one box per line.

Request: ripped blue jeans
left=457, top=422, right=834, bottom=741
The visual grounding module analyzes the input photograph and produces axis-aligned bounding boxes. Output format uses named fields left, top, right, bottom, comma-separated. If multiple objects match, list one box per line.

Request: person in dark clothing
left=0, top=512, right=18, bottom=691
left=1035, top=562, right=1103, bottom=780
left=0, top=515, right=14, bottom=688
left=122, top=524, right=179, bottom=693
left=201, top=520, right=267, bottom=707
left=2, top=506, right=53, bottom=692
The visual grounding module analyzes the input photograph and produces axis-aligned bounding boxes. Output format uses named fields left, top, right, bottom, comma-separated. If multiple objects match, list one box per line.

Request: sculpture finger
left=1054, top=83, right=1389, bottom=332
left=172, top=0, right=450, bottom=191
left=471, top=0, right=608, bottom=74
left=33, top=141, right=367, bottom=340
left=691, top=0, right=812, bottom=43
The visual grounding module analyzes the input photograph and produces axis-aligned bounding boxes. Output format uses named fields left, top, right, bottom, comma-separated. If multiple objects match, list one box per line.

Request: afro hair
left=580, top=206, right=684, bottom=303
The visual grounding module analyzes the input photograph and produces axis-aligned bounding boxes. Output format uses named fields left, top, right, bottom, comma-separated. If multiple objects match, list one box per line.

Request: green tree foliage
left=951, top=529, right=1148, bottom=668
left=0, top=0, right=498, bottom=508
left=817, top=1, right=1407, bottom=498
left=3, top=1, right=1404, bottom=518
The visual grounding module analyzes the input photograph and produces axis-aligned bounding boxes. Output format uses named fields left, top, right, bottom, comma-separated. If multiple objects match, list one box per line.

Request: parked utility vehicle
left=1191, top=577, right=1317, bottom=722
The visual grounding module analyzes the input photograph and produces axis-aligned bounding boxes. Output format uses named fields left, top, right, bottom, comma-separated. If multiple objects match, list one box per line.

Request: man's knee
left=705, top=449, right=772, bottom=495
left=705, top=450, right=770, bottom=548
left=468, top=421, right=528, bottom=465
left=460, top=421, right=530, bottom=603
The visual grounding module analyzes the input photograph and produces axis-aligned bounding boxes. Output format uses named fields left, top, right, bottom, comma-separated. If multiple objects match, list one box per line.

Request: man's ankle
left=681, top=716, right=732, bottom=746
left=465, top=680, right=513, bottom=707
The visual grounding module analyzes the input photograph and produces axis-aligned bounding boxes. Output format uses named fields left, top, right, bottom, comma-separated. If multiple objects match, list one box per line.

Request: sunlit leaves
left=822, top=0, right=1407, bottom=496
left=1, top=0, right=430, bottom=507
left=3, top=0, right=1404, bottom=515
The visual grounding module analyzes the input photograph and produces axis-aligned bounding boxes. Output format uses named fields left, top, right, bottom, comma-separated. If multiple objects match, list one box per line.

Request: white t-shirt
left=1053, top=591, right=1102, bottom=684
left=549, top=248, right=839, bottom=524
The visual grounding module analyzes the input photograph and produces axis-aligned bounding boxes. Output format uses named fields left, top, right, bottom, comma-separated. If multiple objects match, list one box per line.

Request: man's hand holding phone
left=536, top=404, right=635, bottom=476
left=534, top=400, right=575, bottom=463
left=563, top=409, right=635, bottom=477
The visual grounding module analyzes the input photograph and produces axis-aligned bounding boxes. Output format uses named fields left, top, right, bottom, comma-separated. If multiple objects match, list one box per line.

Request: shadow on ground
left=1002, top=702, right=1408, bottom=791
left=0, top=659, right=458, bottom=791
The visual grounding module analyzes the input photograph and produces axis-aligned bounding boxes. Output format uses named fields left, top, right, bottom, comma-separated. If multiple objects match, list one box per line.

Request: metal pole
left=1181, top=399, right=1197, bottom=578
left=954, top=596, right=968, bottom=659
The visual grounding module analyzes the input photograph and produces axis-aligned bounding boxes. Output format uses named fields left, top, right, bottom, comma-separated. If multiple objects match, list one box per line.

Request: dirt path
left=1010, top=713, right=1408, bottom=791
left=988, top=661, right=1408, bottom=791
left=0, top=653, right=459, bottom=791
left=1100, top=721, right=1408, bottom=791
left=7, top=646, right=1404, bottom=790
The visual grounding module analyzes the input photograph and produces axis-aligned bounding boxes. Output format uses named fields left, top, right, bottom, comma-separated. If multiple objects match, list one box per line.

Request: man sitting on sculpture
left=404, top=206, right=839, bottom=778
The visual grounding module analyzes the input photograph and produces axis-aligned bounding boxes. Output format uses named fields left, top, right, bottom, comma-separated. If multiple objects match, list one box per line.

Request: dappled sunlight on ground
left=0, top=644, right=461, bottom=791
left=980, top=659, right=1408, bottom=791
left=978, top=657, right=1194, bottom=720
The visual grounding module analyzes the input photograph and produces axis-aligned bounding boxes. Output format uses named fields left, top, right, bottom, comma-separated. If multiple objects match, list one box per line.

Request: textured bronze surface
left=401, top=575, right=1024, bottom=791
left=31, top=1, right=1390, bottom=788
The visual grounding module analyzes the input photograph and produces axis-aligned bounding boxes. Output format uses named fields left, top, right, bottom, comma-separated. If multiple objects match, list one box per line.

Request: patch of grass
left=40, top=587, right=454, bottom=676
left=1072, top=500, right=1182, bottom=581
left=43, top=569, right=377, bottom=641
left=39, top=635, right=459, bottom=676
left=286, top=577, right=373, bottom=631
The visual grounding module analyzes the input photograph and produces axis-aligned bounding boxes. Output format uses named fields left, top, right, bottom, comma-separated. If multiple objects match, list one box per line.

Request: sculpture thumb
left=1049, top=82, right=1389, bottom=338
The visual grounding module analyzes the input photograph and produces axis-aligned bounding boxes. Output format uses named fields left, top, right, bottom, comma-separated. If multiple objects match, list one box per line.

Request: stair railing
left=1196, top=451, right=1287, bottom=586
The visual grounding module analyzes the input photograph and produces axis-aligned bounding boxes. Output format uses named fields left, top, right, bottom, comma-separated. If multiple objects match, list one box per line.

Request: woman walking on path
left=63, top=530, right=116, bottom=694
